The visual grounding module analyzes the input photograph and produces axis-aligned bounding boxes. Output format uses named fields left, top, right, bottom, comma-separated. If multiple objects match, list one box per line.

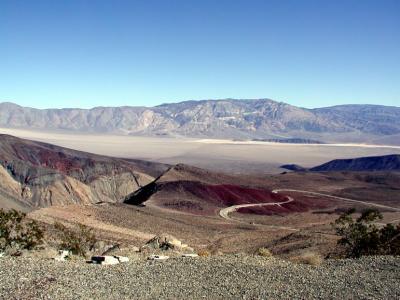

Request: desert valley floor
left=0, top=128, right=399, bottom=255
left=1, top=127, right=400, bottom=174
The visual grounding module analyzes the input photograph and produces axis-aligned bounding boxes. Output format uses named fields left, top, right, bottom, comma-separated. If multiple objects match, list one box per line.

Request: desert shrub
left=290, top=252, right=323, bottom=266
left=54, top=222, right=97, bottom=257
left=257, top=247, right=273, bottom=257
left=197, top=249, right=210, bottom=257
left=0, top=209, right=44, bottom=253
left=332, top=208, right=400, bottom=258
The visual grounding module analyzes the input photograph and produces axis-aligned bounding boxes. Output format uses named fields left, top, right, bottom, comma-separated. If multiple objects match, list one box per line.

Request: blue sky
left=0, top=0, right=399, bottom=109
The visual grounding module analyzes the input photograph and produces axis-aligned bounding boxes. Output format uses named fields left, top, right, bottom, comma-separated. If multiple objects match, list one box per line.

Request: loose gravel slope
left=0, top=255, right=399, bottom=299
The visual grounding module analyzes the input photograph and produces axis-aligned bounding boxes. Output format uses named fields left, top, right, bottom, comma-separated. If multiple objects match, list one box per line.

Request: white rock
left=91, top=256, right=119, bottom=265
left=54, top=250, right=71, bottom=261
left=148, top=254, right=169, bottom=261
left=182, top=253, right=199, bottom=258
left=91, top=255, right=129, bottom=265
left=0, top=252, right=4, bottom=258
left=116, top=256, right=129, bottom=263
left=185, top=247, right=195, bottom=252
left=169, top=239, right=182, bottom=248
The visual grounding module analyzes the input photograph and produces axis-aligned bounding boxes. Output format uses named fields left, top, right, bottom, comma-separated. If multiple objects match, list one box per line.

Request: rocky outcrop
left=143, top=234, right=192, bottom=252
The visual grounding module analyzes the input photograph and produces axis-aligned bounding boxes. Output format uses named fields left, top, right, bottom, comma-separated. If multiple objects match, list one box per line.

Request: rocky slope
left=0, top=134, right=169, bottom=210
left=1, top=99, right=399, bottom=144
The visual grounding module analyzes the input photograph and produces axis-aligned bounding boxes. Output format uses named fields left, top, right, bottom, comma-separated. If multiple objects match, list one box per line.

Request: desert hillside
left=0, top=134, right=169, bottom=209
left=309, top=154, right=400, bottom=172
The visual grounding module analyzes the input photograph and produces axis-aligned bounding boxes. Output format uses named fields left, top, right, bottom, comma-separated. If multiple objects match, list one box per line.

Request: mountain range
left=1, top=99, right=400, bottom=144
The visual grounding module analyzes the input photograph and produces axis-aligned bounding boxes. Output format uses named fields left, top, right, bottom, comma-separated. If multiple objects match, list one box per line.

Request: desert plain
left=1, top=127, right=399, bottom=255
left=1, top=127, right=399, bottom=174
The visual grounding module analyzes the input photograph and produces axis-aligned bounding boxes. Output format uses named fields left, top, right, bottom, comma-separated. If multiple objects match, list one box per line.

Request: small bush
left=291, top=252, right=323, bottom=266
left=332, top=208, right=400, bottom=258
left=54, top=222, right=97, bottom=257
left=197, top=249, right=210, bottom=257
left=0, top=209, right=44, bottom=253
left=257, top=247, right=273, bottom=257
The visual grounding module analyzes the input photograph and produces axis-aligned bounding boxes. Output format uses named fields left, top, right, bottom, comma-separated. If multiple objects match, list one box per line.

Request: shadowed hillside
left=310, top=154, right=400, bottom=172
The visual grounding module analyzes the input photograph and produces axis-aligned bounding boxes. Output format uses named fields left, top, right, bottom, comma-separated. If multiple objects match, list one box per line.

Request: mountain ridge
left=1, top=99, right=400, bottom=144
left=3, top=99, right=398, bottom=113
left=309, top=154, right=400, bottom=172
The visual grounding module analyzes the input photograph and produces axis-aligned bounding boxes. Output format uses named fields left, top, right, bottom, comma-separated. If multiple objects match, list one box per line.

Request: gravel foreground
left=0, top=255, right=399, bottom=300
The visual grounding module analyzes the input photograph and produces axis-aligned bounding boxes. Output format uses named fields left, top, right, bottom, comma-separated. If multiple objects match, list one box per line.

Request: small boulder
left=116, top=256, right=130, bottom=263
left=147, top=254, right=169, bottom=261
left=143, top=234, right=190, bottom=251
left=54, top=250, right=71, bottom=261
left=91, top=255, right=129, bottom=265
left=130, top=246, right=140, bottom=252
left=144, top=236, right=160, bottom=249
left=91, top=256, right=119, bottom=265
left=182, top=253, right=199, bottom=258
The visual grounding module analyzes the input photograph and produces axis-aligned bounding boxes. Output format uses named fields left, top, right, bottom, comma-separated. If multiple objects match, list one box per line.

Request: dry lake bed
left=1, top=127, right=400, bottom=174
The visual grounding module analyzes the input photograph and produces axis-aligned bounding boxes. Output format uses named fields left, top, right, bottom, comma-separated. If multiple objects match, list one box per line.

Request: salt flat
left=1, top=127, right=399, bottom=174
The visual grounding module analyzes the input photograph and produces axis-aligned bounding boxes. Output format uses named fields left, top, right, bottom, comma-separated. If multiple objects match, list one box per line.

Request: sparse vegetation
left=332, top=208, right=400, bottom=258
left=257, top=247, right=273, bottom=257
left=197, top=249, right=210, bottom=257
left=0, top=209, right=44, bottom=254
left=54, top=222, right=97, bottom=257
left=290, top=252, right=323, bottom=266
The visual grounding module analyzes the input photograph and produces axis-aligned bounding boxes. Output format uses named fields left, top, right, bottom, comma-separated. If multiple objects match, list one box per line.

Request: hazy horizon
left=1, top=97, right=400, bottom=110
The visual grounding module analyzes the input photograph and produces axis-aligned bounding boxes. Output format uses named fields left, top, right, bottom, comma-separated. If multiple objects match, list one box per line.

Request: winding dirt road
left=219, top=197, right=294, bottom=220
left=218, top=196, right=298, bottom=230
left=273, top=189, right=400, bottom=212
left=218, top=189, right=400, bottom=230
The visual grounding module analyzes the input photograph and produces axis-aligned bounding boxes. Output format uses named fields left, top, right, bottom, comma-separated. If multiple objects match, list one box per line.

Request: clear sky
left=0, top=0, right=399, bottom=109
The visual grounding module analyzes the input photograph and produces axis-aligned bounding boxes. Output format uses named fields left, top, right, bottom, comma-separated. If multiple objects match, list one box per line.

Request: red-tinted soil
left=158, top=181, right=286, bottom=207
left=0, top=134, right=169, bottom=184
